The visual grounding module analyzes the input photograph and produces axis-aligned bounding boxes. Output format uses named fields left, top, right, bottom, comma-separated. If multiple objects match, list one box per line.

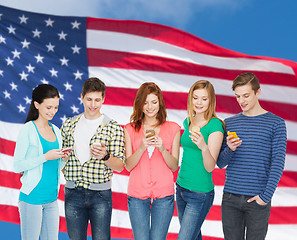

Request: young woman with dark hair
left=13, top=84, right=70, bottom=240
left=124, top=82, right=181, bottom=240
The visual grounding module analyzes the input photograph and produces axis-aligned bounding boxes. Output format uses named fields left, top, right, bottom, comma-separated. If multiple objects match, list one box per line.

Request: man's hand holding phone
left=227, top=131, right=242, bottom=151
left=91, top=142, right=108, bottom=160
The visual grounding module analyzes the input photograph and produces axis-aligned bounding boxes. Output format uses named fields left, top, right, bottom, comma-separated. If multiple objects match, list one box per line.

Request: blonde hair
left=187, top=80, right=224, bottom=128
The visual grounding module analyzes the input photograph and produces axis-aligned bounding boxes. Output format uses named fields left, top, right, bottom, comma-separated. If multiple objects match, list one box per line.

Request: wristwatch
left=102, top=151, right=110, bottom=161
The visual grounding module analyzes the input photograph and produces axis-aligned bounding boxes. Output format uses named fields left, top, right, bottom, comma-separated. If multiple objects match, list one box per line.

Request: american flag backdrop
left=1, top=4, right=297, bottom=239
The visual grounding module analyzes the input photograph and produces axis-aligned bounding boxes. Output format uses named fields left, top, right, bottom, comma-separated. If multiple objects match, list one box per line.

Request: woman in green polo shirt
left=176, top=80, right=224, bottom=240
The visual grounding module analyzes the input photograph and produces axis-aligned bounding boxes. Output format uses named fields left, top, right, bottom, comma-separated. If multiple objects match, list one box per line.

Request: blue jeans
left=176, top=184, right=214, bottom=240
left=221, top=192, right=271, bottom=240
left=127, top=195, right=175, bottom=240
left=18, top=200, right=59, bottom=240
left=64, top=187, right=112, bottom=240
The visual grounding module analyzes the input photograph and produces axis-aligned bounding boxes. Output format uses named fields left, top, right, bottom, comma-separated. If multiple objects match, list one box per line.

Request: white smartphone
left=93, top=142, right=102, bottom=147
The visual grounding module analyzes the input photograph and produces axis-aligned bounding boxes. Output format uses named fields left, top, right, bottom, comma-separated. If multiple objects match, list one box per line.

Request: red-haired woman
left=124, top=82, right=180, bottom=240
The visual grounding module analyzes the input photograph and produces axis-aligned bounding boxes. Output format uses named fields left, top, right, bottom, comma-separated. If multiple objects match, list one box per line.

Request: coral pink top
left=125, top=121, right=180, bottom=200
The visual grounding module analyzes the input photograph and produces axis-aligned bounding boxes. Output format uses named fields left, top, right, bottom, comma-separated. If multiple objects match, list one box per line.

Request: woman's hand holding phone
left=45, top=149, right=65, bottom=161
left=61, top=147, right=72, bottom=161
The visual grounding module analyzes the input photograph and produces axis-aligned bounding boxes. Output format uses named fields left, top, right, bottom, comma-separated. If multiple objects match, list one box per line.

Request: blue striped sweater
left=217, top=112, right=287, bottom=203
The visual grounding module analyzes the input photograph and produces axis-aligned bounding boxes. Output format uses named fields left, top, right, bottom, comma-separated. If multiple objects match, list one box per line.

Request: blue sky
left=0, top=0, right=297, bottom=62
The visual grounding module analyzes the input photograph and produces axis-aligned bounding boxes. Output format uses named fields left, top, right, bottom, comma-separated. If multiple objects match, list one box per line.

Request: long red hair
left=130, top=82, right=167, bottom=131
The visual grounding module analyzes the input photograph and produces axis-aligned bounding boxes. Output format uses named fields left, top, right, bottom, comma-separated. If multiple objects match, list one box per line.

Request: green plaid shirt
left=61, top=113, right=126, bottom=189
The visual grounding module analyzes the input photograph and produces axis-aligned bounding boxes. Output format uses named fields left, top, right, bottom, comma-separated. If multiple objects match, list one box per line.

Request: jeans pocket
left=96, top=189, right=112, bottom=202
left=64, top=187, right=75, bottom=200
left=222, top=192, right=232, bottom=201
left=251, top=200, right=270, bottom=208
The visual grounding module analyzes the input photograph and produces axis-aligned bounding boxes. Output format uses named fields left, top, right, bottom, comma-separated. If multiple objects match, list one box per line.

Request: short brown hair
left=130, top=82, right=167, bottom=131
left=82, top=77, right=106, bottom=98
left=232, top=73, right=260, bottom=94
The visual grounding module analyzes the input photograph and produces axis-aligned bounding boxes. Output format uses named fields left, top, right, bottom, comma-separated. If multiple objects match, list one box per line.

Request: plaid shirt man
left=61, top=113, right=125, bottom=189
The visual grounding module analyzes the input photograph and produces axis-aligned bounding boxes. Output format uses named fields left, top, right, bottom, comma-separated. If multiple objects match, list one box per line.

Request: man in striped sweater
left=217, top=72, right=287, bottom=240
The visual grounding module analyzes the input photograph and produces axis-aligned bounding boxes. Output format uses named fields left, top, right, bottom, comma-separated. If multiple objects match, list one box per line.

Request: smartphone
left=191, top=126, right=200, bottom=133
left=227, top=131, right=239, bottom=140
left=93, top=142, right=102, bottom=147
left=146, top=129, right=155, bottom=138
left=61, top=147, right=72, bottom=154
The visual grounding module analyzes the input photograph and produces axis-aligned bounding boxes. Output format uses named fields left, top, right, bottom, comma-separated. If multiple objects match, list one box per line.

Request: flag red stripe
left=0, top=171, right=21, bottom=189
left=86, top=18, right=262, bottom=59
left=110, top=226, right=134, bottom=239
left=0, top=138, right=15, bottom=156
left=286, top=141, right=297, bottom=156
left=0, top=205, right=19, bottom=224
left=88, top=49, right=297, bottom=88
left=269, top=207, right=297, bottom=224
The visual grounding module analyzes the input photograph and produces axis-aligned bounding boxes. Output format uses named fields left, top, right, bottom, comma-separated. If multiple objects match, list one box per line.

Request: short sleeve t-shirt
left=177, top=118, right=224, bottom=192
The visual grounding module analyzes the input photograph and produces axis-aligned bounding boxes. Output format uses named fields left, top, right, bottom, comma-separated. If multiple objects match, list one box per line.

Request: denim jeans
left=221, top=192, right=271, bottom=240
left=18, top=200, right=59, bottom=240
left=64, top=187, right=112, bottom=240
left=127, top=195, right=175, bottom=240
left=176, top=184, right=214, bottom=240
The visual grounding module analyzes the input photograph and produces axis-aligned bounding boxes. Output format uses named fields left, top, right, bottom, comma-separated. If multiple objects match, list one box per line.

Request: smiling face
left=235, top=83, right=260, bottom=115
left=81, top=91, right=104, bottom=119
left=143, top=93, right=160, bottom=119
left=34, top=97, right=59, bottom=121
left=192, top=88, right=210, bottom=115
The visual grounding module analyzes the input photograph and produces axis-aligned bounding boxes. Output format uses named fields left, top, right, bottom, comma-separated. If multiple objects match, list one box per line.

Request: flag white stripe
left=87, top=30, right=294, bottom=75
left=89, top=67, right=297, bottom=105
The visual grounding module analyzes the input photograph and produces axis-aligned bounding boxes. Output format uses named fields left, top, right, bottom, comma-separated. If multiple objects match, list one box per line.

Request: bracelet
left=102, top=151, right=110, bottom=161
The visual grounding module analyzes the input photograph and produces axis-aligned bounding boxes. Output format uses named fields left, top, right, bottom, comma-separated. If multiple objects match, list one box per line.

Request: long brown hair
left=130, top=82, right=167, bottom=131
left=187, top=80, right=225, bottom=128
